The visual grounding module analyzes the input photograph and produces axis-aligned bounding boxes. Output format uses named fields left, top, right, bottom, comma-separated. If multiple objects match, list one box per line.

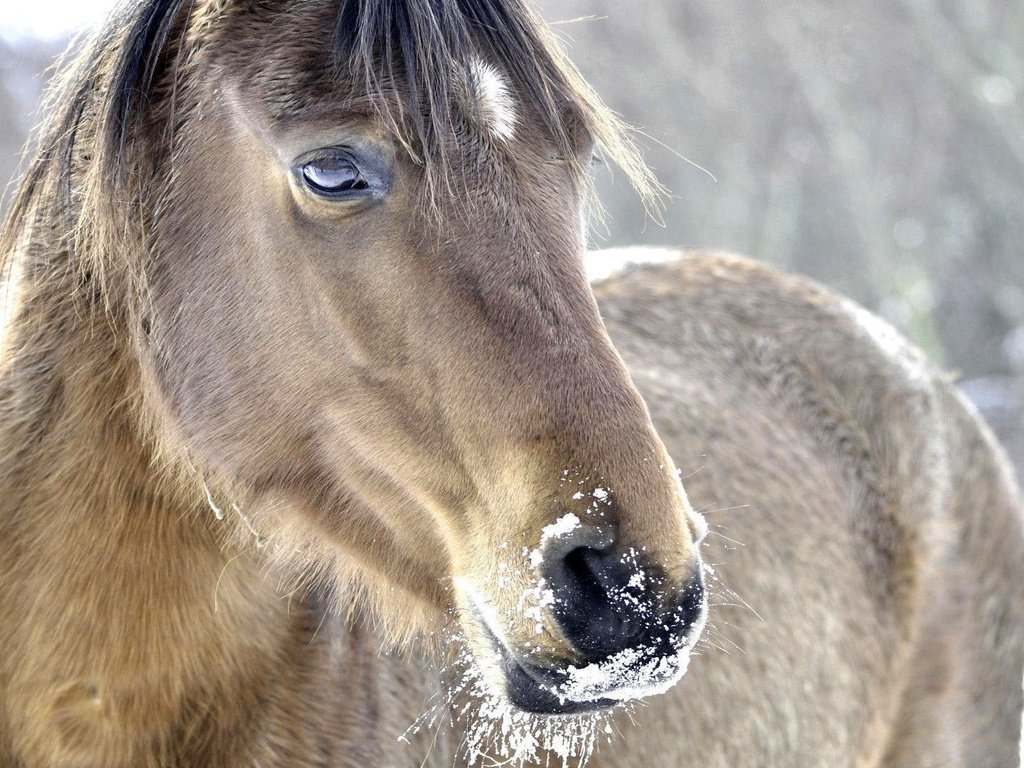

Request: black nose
left=543, top=530, right=705, bottom=660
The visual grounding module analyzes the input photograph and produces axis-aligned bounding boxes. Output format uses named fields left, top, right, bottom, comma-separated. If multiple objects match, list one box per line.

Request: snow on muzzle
left=465, top=511, right=707, bottom=715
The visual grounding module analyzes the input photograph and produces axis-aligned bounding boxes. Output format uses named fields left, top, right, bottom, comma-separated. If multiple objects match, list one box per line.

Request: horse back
left=587, top=250, right=1024, bottom=767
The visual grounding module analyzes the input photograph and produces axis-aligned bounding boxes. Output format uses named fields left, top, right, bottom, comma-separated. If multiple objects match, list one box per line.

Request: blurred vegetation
left=1, top=1, right=1022, bottom=472
left=0, top=36, right=61, bottom=205
left=539, top=0, right=1024, bottom=472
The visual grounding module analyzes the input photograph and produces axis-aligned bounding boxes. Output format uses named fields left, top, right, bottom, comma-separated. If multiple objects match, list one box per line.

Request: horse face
left=146, top=2, right=706, bottom=713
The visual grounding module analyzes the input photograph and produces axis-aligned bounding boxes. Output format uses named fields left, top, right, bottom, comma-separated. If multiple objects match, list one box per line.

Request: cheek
left=147, top=221, right=335, bottom=479
left=146, top=224, right=419, bottom=485
left=149, top=304, right=316, bottom=478
left=150, top=127, right=426, bottom=484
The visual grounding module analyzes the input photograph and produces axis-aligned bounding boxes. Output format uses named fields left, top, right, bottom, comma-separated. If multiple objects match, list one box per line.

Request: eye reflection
left=301, top=154, right=369, bottom=196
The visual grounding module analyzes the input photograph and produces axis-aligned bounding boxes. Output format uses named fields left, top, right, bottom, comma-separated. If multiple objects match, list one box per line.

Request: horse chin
left=487, top=626, right=617, bottom=715
left=495, top=634, right=697, bottom=716
left=459, top=585, right=703, bottom=716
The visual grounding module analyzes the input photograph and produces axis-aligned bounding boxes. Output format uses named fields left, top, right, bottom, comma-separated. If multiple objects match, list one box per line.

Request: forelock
left=1, top=0, right=660, bottom=267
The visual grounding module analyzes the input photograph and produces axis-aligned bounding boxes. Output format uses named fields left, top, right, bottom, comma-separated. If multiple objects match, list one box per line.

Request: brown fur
left=0, top=0, right=1021, bottom=765
left=585, top=251, right=1024, bottom=768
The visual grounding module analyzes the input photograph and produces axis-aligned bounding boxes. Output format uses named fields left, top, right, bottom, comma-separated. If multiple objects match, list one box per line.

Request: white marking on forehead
left=470, top=57, right=517, bottom=142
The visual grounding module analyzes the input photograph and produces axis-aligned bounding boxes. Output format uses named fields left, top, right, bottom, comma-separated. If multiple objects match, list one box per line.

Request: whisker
left=704, top=625, right=747, bottom=655
left=698, top=503, right=752, bottom=516
left=678, top=464, right=706, bottom=480
left=706, top=530, right=746, bottom=547
left=212, top=552, right=246, bottom=614
left=708, top=581, right=765, bottom=623
left=632, top=127, right=718, bottom=182
left=696, top=636, right=732, bottom=656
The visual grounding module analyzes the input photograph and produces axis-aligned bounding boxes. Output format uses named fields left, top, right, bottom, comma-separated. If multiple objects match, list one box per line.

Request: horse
left=0, top=0, right=1021, bottom=765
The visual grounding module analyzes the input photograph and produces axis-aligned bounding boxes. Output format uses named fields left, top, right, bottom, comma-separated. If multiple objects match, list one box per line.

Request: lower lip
left=499, top=641, right=619, bottom=715
left=464, top=602, right=607, bottom=714
left=464, top=591, right=705, bottom=715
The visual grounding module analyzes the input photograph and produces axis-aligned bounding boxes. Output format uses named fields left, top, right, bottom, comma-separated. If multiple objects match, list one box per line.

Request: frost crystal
left=556, top=645, right=691, bottom=704
left=540, top=512, right=582, bottom=545
left=404, top=631, right=617, bottom=768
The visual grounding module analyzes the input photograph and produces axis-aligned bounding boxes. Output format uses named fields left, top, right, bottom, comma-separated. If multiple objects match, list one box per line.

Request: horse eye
left=301, top=154, right=370, bottom=196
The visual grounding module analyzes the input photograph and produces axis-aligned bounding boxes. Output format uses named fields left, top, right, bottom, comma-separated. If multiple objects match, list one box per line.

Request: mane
left=331, top=0, right=658, bottom=199
left=0, top=0, right=658, bottom=309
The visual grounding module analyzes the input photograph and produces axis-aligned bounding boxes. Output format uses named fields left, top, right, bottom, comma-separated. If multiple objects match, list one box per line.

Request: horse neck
left=0, top=248, right=213, bottom=572
left=0, top=243, right=451, bottom=765
left=0, top=245, right=295, bottom=759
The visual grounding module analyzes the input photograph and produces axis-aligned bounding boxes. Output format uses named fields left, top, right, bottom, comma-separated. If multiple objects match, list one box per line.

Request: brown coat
left=0, top=0, right=1019, bottom=764
left=1, top=248, right=1019, bottom=766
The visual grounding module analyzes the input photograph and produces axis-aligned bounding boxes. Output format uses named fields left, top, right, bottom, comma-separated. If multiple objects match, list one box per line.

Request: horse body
left=1, top=243, right=1018, bottom=766
left=589, top=251, right=1024, bottom=768
left=0, top=0, right=1021, bottom=764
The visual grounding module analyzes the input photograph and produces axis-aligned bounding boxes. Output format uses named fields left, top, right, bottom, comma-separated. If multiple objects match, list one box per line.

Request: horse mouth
left=466, top=599, right=698, bottom=715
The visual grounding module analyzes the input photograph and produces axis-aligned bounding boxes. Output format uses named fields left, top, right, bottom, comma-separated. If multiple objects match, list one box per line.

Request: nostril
left=541, top=522, right=707, bottom=661
left=562, top=546, right=611, bottom=606
left=545, top=540, right=648, bottom=659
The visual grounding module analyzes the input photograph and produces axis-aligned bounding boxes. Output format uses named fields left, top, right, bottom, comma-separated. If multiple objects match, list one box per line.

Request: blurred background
left=1, top=0, right=1022, bottom=475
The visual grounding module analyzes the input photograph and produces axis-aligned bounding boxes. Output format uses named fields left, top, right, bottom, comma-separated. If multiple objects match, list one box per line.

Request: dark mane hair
left=332, top=0, right=650, bottom=181
left=1, top=0, right=657, bottom=282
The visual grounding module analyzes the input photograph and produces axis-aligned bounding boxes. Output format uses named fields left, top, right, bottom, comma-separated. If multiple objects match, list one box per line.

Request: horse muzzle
left=462, top=542, right=707, bottom=714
